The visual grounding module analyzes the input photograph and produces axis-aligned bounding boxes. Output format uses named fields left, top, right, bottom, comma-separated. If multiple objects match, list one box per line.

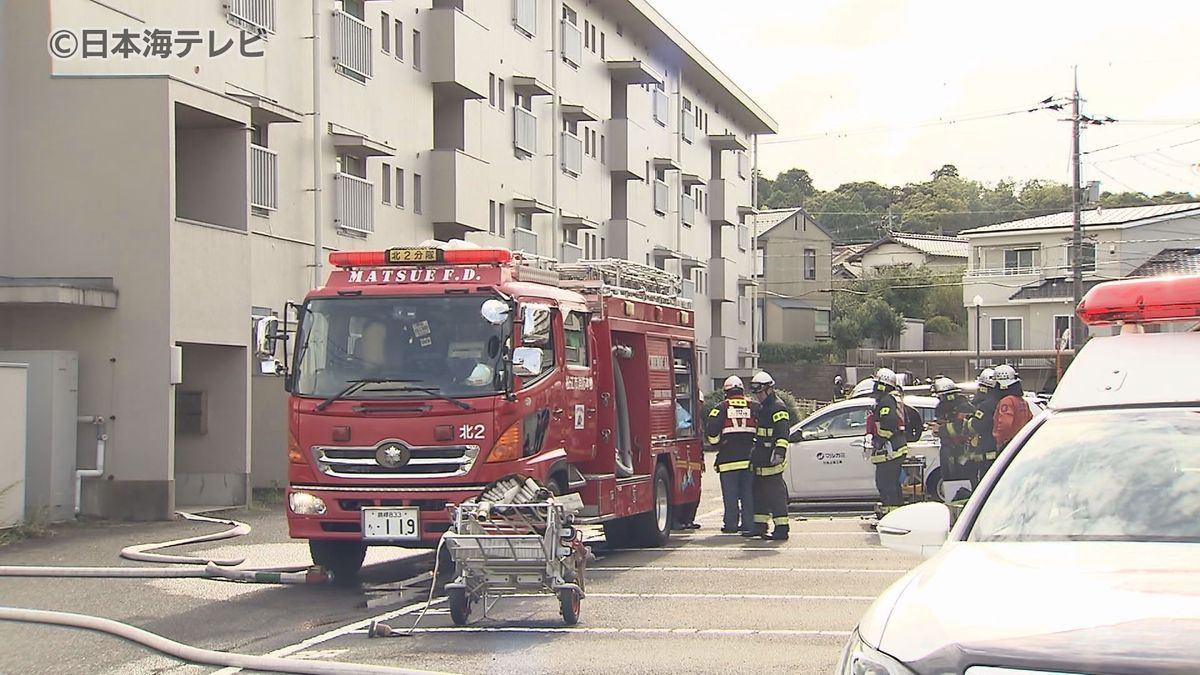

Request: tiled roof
left=750, top=208, right=801, bottom=236
left=1009, top=278, right=1103, bottom=301
left=832, top=244, right=868, bottom=265
left=848, top=232, right=968, bottom=262
left=1130, top=248, right=1200, bottom=277
left=960, top=203, right=1200, bottom=236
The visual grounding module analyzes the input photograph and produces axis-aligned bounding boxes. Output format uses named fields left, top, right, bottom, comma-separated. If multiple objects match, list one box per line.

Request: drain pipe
left=75, top=416, right=107, bottom=517
left=311, top=0, right=324, bottom=288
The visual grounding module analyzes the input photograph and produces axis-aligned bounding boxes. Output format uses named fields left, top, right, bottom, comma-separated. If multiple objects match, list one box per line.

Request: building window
left=1053, top=315, right=1073, bottom=349
left=583, top=19, right=590, bottom=49
left=498, top=202, right=506, bottom=237
left=394, top=19, right=403, bottom=60
left=498, top=77, right=505, bottom=111
left=600, top=134, right=606, bottom=164
left=489, top=73, right=496, bottom=107
left=413, top=173, right=422, bottom=214
left=1070, top=241, right=1097, bottom=272
left=343, top=0, right=364, bottom=20
left=991, top=318, right=1023, bottom=351
left=600, top=32, right=605, bottom=58
left=755, top=248, right=765, bottom=278
left=815, top=310, right=831, bottom=338
left=395, top=167, right=405, bottom=208
left=1004, top=248, right=1036, bottom=273
left=380, top=12, right=390, bottom=53
left=803, top=248, right=817, bottom=280
left=412, top=29, right=421, bottom=70
left=564, top=311, right=589, bottom=366
left=590, top=23, right=597, bottom=53
left=382, top=163, right=391, bottom=203
left=489, top=200, right=497, bottom=234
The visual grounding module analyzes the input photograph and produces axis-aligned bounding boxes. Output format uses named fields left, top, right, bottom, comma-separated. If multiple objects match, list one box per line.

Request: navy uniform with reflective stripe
left=749, top=392, right=791, bottom=539
left=705, top=396, right=758, bottom=472
left=869, top=386, right=909, bottom=511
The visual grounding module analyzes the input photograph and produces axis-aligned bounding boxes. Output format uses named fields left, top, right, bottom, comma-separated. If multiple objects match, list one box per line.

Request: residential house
left=959, top=203, right=1200, bottom=379
left=832, top=244, right=866, bottom=280
left=0, top=0, right=775, bottom=519
left=847, top=231, right=968, bottom=274
left=751, top=208, right=834, bottom=344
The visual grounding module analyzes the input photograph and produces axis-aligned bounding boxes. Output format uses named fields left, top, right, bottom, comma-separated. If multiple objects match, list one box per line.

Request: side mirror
left=254, top=316, right=280, bottom=358
left=876, top=502, right=952, bottom=558
left=511, top=347, right=545, bottom=377
left=481, top=298, right=511, bottom=325
left=521, top=304, right=553, bottom=346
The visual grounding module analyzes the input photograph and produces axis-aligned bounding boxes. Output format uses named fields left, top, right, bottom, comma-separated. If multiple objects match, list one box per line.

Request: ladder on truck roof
left=555, top=258, right=691, bottom=310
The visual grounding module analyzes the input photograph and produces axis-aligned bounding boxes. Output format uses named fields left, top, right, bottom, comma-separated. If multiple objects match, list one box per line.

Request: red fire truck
left=267, top=244, right=703, bottom=578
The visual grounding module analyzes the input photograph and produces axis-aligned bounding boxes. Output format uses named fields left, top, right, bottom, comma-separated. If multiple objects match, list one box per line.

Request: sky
left=650, top=0, right=1200, bottom=196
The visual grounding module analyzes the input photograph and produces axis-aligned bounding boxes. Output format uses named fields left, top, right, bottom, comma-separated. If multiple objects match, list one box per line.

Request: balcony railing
left=681, top=194, right=695, bottom=225
left=965, top=265, right=1043, bottom=278
left=514, top=107, right=537, bottom=155
left=561, top=19, right=583, bottom=67
left=250, top=144, right=278, bottom=211
left=653, top=179, right=669, bottom=215
left=560, top=241, right=583, bottom=264
left=225, top=0, right=275, bottom=34
left=513, top=0, right=537, bottom=37
left=333, top=10, right=372, bottom=79
left=334, top=172, right=374, bottom=234
left=561, top=131, right=583, bottom=176
left=681, top=109, right=695, bottom=143
left=652, top=89, right=668, bottom=126
left=514, top=227, right=538, bottom=255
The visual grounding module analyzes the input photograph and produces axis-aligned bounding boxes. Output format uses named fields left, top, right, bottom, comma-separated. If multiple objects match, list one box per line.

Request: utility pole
left=1070, top=67, right=1085, bottom=351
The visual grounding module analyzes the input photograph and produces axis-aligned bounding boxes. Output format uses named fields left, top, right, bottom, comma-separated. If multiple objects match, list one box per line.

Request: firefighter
left=833, top=374, right=844, bottom=401
left=992, top=364, right=1034, bottom=451
left=966, top=367, right=1001, bottom=485
left=745, top=371, right=792, bottom=541
left=931, top=376, right=973, bottom=503
left=705, top=376, right=759, bottom=534
left=867, top=368, right=908, bottom=516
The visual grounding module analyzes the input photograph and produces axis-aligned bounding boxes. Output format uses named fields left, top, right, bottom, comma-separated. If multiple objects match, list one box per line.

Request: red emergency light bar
left=329, top=246, right=513, bottom=268
left=1076, top=274, right=1200, bottom=326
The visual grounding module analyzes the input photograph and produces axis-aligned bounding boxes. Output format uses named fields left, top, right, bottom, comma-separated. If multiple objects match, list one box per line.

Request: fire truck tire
left=559, top=587, right=581, bottom=625
left=448, top=587, right=471, bottom=626
left=602, top=518, right=632, bottom=549
left=308, top=540, right=366, bottom=582
left=631, top=464, right=672, bottom=547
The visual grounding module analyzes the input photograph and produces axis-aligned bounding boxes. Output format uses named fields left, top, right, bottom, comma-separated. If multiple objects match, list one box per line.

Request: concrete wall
left=174, top=343, right=249, bottom=508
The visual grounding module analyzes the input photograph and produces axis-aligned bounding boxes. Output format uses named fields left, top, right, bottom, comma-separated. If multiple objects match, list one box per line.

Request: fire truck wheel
left=448, top=586, right=471, bottom=626
left=602, top=518, right=632, bottom=549
left=559, top=587, right=581, bottom=625
left=309, top=540, right=367, bottom=583
left=632, top=464, right=673, bottom=547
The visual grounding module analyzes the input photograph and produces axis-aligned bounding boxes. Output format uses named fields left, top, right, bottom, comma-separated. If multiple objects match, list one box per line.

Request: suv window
left=969, top=408, right=1200, bottom=543
left=803, top=407, right=868, bottom=440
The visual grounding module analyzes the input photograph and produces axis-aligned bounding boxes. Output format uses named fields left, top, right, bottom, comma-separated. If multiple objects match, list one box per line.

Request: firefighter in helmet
left=867, top=367, right=909, bottom=516
left=705, top=375, right=759, bottom=534
left=966, top=367, right=1001, bottom=486
left=932, top=376, right=973, bottom=504
left=745, top=371, right=792, bottom=541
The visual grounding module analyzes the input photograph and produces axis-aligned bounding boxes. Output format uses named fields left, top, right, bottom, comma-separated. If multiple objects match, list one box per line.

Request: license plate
left=361, top=507, right=420, bottom=541
left=387, top=247, right=440, bottom=263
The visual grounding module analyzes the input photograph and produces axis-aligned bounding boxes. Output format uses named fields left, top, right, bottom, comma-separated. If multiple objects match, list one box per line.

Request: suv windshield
left=292, top=296, right=510, bottom=400
left=969, top=407, right=1200, bottom=543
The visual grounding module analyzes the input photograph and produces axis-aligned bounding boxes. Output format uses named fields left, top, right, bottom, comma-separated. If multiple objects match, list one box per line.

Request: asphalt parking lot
left=0, top=471, right=924, bottom=675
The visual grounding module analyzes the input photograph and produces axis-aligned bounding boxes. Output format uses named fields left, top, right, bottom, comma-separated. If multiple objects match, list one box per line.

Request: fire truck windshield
left=292, top=295, right=510, bottom=402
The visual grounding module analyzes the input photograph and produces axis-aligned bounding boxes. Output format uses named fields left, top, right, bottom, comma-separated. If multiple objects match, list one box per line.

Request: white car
left=842, top=275, right=1200, bottom=674
left=785, top=395, right=969, bottom=503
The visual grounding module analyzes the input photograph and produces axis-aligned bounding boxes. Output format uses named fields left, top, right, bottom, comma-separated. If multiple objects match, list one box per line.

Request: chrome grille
left=313, top=441, right=479, bottom=479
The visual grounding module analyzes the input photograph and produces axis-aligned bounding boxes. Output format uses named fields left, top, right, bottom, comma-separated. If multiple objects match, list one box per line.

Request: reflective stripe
left=879, top=407, right=890, bottom=415
left=772, top=516, right=790, bottom=525
left=755, top=464, right=786, bottom=476
left=869, top=447, right=908, bottom=464
left=706, top=435, right=721, bottom=445
left=753, top=514, right=770, bottom=524
left=772, top=410, right=789, bottom=423
left=716, top=460, right=750, bottom=472
left=774, top=439, right=789, bottom=449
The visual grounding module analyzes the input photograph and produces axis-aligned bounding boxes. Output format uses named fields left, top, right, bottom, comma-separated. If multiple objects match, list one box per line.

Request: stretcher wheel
left=448, top=586, right=471, bottom=626
left=559, top=587, right=581, bottom=625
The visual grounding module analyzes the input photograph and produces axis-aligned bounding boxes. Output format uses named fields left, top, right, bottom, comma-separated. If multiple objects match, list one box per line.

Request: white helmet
left=994, top=364, right=1019, bottom=390
left=932, top=376, right=959, bottom=396
left=722, top=375, right=744, bottom=393
left=977, top=367, right=997, bottom=390
left=874, top=367, right=898, bottom=390
left=850, top=378, right=875, bottom=398
left=749, top=371, right=775, bottom=393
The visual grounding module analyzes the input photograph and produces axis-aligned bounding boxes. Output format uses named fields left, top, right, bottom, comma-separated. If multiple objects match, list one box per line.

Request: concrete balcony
left=709, top=178, right=738, bottom=225
left=431, top=150, right=489, bottom=239
left=428, top=7, right=489, bottom=100
left=560, top=241, right=583, bottom=263
left=607, top=218, right=647, bottom=260
left=708, top=256, right=737, bottom=303
left=710, top=336, right=739, bottom=372
left=608, top=118, right=649, bottom=181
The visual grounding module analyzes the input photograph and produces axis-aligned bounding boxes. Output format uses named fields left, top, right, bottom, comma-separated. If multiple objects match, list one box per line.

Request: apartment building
left=959, top=203, right=1200, bottom=383
left=0, top=0, right=776, bottom=519
left=751, top=208, right=834, bottom=344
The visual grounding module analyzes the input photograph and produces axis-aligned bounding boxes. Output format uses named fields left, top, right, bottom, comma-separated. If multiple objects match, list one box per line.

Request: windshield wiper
left=314, top=378, right=419, bottom=412
left=391, top=386, right=474, bottom=411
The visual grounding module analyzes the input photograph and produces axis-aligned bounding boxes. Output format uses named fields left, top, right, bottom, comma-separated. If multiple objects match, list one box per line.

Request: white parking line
left=604, top=546, right=880, bottom=552
left=398, top=627, right=852, bottom=637
left=591, top=566, right=909, bottom=573
left=583, top=592, right=874, bottom=601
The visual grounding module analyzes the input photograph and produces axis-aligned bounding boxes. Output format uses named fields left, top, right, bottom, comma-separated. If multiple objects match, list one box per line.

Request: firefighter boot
left=742, top=520, right=768, bottom=538
left=767, top=524, right=790, bottom=541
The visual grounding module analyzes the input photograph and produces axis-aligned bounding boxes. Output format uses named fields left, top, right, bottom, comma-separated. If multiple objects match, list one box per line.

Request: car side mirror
left=511, top=346, right=545, bottom=377
left=876, top=502, right=951, bottom=558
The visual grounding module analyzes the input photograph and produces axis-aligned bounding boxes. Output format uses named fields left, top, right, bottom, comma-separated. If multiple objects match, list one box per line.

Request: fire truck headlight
left=289, top=492, right=327, bottom=515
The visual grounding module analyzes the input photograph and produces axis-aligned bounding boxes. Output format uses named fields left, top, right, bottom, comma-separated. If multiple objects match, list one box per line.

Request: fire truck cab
left=268, top=243, right=703, bottom=578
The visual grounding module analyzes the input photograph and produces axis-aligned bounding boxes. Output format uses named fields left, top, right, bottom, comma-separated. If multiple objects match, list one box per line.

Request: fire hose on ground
left=0, top=511, right=452, bottom=674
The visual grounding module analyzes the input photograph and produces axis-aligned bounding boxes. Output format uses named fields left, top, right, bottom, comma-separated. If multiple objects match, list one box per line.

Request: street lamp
left=973, top=295, right=984, bottom=374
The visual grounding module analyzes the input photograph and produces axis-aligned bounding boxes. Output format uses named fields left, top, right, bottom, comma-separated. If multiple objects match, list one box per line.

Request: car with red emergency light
left=258, top=243, right=704, bottom=579
left=839, top=274, right=1200, bottom=675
